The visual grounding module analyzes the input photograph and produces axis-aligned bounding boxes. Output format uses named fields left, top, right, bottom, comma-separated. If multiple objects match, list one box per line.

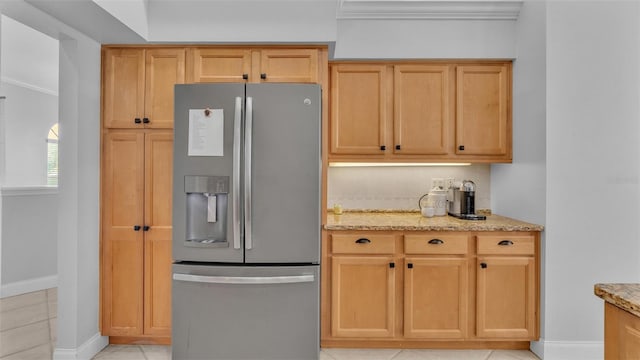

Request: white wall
left=1, top=14, right=59, bottom=186
left=334, top=19, right=517, bottom=59
left=0, top=1, right=105, bottom=359
left=0, top=188, right=58, bottom=297
left=1, top=83, right=57, bottom=186
left=490, top=0, right=547, bottom=353
left=543, top=1, right=640, bottom=358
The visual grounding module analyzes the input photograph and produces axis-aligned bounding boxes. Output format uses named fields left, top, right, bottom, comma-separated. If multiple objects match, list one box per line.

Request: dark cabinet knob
left=389, top=262, right=395, bottom=268
left=459, top=145, right=465, bottom=151
left=142, top=117, right=150, bottom=124
left=355, top=238, right=371, bottom=244
left=408, top=263, right=414, bottom=269
left=242, top=74, right=249, bottom=80
left=133, top=225, right=141, bottom=231
left=395, top=145, right=401, bottom=150
left=260, top=73, right=267, bottom=80
left=480, top=263, right=488, bottom=269
left=134, top=118, right=142, bottom=124
left=498, top=240, right=514, bottom=246
left=143, top=226, right=150, bottom=231
left=380, top=145, right=386, bottom=151
left=428, top=239, right=444, bottom=245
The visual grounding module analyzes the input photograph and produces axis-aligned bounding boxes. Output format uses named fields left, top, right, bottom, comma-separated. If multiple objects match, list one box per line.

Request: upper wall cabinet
left=103, top=48, right=186, bottom=129
left=330, top=64, right=389, bottom=155
left=456, top=65, right=510, bottom=157
left=328, top=61, right=512, bottom=163
left=187, top=47, right=321, bottom=84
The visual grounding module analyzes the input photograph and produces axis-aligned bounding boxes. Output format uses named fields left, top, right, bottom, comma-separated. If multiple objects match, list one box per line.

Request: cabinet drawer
left=477, top=235, right=535, bottom=255
left=405, top=234, right=468, bottom=255
left=331, top=234, right=396, bottom=254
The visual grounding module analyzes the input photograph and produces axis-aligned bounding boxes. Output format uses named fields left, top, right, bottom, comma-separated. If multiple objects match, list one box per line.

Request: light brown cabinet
left=187, top=47, right=321, bottom=83
left=101, top=130, right=173, bottom=340
left=322, top=230, right=539, bottom=348
left=605, top=302, right=640, bottom=359
left=456, top=65, right=510, bottom=157
left=329, top=64, right=389, bottom=155
left=404, top=234, right=469, bottom=339
left=331, top=256, right=397, bottom=338
left=328, top=61, right=511, bottom=163
left=103, top=48, right=185, bottom=129
left=476, top=235, right=537, bottom=339
left=330, top=234, right=398, bottom=338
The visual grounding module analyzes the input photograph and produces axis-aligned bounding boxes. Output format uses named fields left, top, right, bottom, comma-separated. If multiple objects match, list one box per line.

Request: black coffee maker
left=447, top=180, right=486, bottom=220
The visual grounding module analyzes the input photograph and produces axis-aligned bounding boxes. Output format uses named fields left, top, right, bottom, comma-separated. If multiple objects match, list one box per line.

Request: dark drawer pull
left=355, top=238, right=371, bottom=244
left=498, top=240, right=514, bottom=246
left=480, top=262, right=487, bottom=269
left=408, top=263, right=413, bottom=269
left=389, top=262, right=395, bottom=268
left=133, top=225, right=141, bottom=231
left=428, top=239, right=444, bottom=245
left=134, top=118, right=142, bottom=124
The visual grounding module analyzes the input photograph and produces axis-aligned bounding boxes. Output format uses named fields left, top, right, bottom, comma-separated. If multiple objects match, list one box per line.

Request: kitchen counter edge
left=324, top=212, right=544, bottom=232
left=595, top=283, right=640, bottom=318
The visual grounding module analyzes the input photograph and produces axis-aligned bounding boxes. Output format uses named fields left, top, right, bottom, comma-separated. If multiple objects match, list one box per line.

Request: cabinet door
left=456, top=65, right=510, bottom=156
left=102, top=131, right=145, bottom=335
left=143, top=132, right=173, bottom=335
left=394, top=65, right=451, bottom=155
left=331, top=256, right=396, bottom=338
left=144, top=49, right=185, bottom=129
left=477, top=257, right=536, bottom=339
left=188, top=48, right=251, bottom=83
left=103, top=49, right=145, bottom=129
left=605, top=302, right=640, bottom=359
left=404, top=257, right=468, bottom=339
left=330, top=65, right=388, bottom=155
left=258, top=49, right=318, bottom=83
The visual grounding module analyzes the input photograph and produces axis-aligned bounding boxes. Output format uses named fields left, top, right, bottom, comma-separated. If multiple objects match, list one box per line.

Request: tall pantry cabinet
left=101, top=47, right=183, bottom=342
left=101, top=45, right=329, bottom=344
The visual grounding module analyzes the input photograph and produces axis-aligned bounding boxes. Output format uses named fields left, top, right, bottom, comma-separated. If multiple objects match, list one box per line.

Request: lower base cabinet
left=323, top=231, right=539, bottom=347
left=331, top=256, right=397, bottom=338
left=404, top=257, right=468, bottom=339
left=605, top=302, right=640, bottom=359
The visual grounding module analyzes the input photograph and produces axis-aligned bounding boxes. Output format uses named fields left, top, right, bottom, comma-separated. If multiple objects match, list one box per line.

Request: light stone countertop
left=324, top=211, right=544, bottom=232
left=595, top=283, right=640, bottom=317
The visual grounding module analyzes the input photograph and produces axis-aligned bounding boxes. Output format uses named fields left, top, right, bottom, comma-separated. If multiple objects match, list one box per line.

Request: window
left=47, top=123, right=58, bottom=186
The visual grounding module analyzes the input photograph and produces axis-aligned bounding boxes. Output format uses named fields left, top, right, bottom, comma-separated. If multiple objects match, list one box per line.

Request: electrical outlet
left=432, top=178, right=444, bottom=190
left=445, top=177, right=455, bottom=189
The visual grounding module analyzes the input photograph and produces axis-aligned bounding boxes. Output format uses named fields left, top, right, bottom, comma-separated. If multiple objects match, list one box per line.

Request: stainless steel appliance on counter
left=447, top=179, right=486, bottom=220
left=172, top=83, right=321, bottom=360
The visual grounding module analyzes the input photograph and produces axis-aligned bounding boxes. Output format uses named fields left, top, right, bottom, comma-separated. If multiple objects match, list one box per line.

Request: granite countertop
left=595, top=283, right=640, bottom=317
left=324, top=211, right=544, bottom=232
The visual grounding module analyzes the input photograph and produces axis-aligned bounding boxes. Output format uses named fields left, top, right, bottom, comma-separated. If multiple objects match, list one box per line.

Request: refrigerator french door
left=172, top=83, right=321, bottom=360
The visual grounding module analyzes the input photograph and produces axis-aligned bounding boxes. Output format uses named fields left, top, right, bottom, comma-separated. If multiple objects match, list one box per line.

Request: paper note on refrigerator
left=188, top=109, right=224, bottom=156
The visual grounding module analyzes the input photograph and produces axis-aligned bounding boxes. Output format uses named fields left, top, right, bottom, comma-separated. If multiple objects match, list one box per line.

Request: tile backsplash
left=327, top=165, right=491, bottom=211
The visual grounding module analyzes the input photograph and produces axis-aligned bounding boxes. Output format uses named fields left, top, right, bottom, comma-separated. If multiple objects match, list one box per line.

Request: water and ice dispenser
left=184, top=175, right=229, bottom=247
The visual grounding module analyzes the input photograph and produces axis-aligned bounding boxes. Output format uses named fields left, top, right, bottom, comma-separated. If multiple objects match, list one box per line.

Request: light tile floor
left=0, top=288, right=57, bottom=360
left=93, top=345, right=540, bottom=360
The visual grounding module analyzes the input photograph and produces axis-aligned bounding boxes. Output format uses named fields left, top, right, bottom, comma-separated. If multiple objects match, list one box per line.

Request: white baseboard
left=53, top=333, right=108, bottom=360
left=0, top=275, right=58, bottom=298
left=534, top=339, right=603, bottom=360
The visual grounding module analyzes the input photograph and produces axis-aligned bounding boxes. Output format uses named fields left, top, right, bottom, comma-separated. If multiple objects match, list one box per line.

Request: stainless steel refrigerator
left=172, top=83, right=320, bottom=360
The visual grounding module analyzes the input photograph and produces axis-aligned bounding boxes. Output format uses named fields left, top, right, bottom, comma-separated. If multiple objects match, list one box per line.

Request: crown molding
left=337, top=0, right=523, bottom=20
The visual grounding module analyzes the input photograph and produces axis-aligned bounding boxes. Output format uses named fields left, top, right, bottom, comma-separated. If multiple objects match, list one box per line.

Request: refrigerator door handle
left=244, top=96, right=253, bottom=250
left=232, top=96, right=242, bottom=250
left=173, top=273, right=314, bottom=284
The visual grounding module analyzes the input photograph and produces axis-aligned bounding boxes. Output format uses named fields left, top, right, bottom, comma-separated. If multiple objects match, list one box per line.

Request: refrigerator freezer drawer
left=172, top=264, right=320, bottom=360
